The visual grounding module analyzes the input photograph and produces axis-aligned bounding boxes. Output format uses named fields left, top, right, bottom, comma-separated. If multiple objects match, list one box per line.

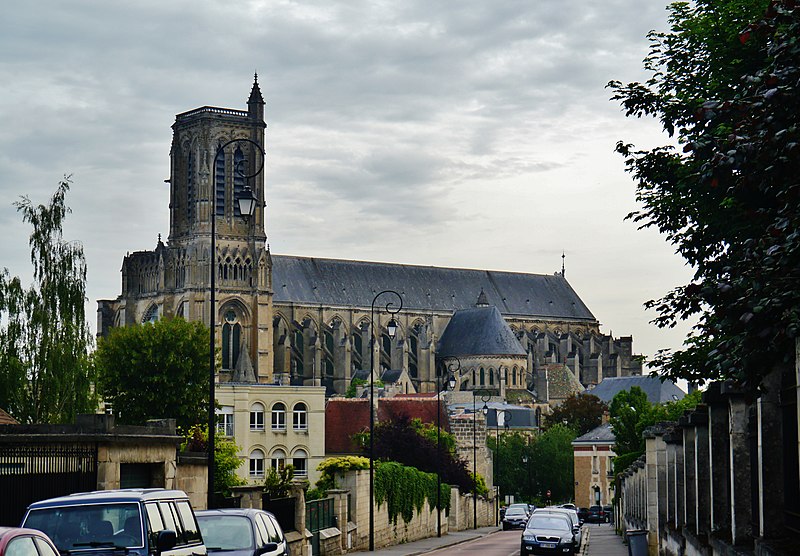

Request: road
left=428, top=530, right=522, bottom=556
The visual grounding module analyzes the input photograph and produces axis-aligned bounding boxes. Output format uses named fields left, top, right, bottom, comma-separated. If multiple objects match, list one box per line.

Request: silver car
left=532, top=508, right=582, bottom=548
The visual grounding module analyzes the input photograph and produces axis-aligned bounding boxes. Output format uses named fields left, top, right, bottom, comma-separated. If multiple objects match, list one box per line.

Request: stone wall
left=618, top=356, right=799, bottom=556
left=448, top=410, right=493, bottom=487
left=447, top=488, right=497, bottom=531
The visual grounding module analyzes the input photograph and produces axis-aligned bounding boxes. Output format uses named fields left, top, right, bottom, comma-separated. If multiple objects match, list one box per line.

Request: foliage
left=545, top=393, right=608, bottom=435
left=609, top=387, right=703, bottom=465
left=356, top=414, right=474, bottom=492
left=263, top=465, right=295, bottom=499
left=608, top=387, right=652, bottom=456
left=181, top=424, right=245, bottom=495
left=608, top=0, right=800, bottom=390
left=374, top=461, right=450, bottom=524
left=345, top=378, right=383, bottom=398
left=488, top=427, right=575, bottom=504
left=471, top=472, right=489, bottom=498
left=0, top=179, right=96, bottom=424
left=529, top=425, right=576, bottom=503
left=94, top=316, right=209, bottom=430
left=312, top=456, right=370, bottom=494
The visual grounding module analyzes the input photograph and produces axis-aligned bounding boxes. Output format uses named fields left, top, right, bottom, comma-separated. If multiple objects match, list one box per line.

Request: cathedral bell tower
left=165, top=76, right=273, bottom=382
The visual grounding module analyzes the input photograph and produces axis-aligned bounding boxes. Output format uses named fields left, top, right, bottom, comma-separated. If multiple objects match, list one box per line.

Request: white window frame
left=292, top=449, right=308, bottom=477
left=250, top=402, right=265, bottom=431
left=216, top=406, right=234, bottom=437
left=271, top=448, right=286, bottom=470
left=249, top=449, right=265, bottom=478
left=293, top=402, right=308, bottom=431
left=272, top=403, right=286, bottom=430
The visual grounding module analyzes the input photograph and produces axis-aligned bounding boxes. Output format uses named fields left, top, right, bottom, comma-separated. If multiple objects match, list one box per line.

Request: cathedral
left=97, top=77, right=643, bottom=401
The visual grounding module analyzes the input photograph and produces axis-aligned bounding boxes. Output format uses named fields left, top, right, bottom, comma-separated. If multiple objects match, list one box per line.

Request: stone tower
left=98, top=76, right=275, bottom=382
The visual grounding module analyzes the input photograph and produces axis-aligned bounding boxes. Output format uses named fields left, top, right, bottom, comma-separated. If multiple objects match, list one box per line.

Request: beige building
left=572, top=422, right=615, bottom=508
left=215, top=383, right=326, bottom=487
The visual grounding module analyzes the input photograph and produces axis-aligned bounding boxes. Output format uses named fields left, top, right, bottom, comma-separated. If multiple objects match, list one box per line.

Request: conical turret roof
left=438, top=302, right=526, bottom=357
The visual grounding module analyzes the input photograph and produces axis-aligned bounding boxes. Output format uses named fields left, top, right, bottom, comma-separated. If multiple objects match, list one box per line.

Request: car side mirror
left=156, top=530, right=177, bottom=553
left=256, top=543, right=279, bottom=555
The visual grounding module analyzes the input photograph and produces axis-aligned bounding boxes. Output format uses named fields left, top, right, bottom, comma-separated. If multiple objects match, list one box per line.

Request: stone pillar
left=724, top=384, right=752, bottom=545
left=681, top=419, right=697, bottom=532
left=757, top=367, right=785, bottom=539
left=674, top=432, right=685, bottom=529
left=327, top=489, right=350, bottom=551
left=690, top=409, right=710, bottom=535
left=705, top=383, right=730, bottom=535
left=665, top=437, right=676, bottom=526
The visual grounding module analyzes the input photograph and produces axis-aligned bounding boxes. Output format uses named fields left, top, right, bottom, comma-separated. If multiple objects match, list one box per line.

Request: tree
left=182, top=424, right=245, bottom=496
left=545, top=393, right=608, bottom=435
left=94, top=317, right=209, bottom=430
left=356, top=414, right=474, bottom=492
left=529, top=425, right=576, bottom=503
left=608, top=387, right=652, bottom=457
left=608, top=0, right=800, bottom=390
left=0, top=179, right=96, bottom=423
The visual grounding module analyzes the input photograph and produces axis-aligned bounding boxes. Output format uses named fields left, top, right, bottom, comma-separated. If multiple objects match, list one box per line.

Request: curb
left=413, top=529, right=502, bottom=556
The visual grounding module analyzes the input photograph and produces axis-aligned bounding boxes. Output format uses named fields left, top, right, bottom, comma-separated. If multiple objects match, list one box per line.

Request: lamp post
left=208, top=138, right=264, bottom=510
left=484, top=403, right=511, bottom=525
left=472, top=389, right=491, bottom=529
left=522, top=454, right=531, bottom=503
left=436, top=356, right=459, bottom=537
left=369, top=290, right=402, bottom=551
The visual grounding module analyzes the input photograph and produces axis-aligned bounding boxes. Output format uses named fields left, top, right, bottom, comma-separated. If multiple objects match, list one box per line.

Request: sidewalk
left=581, top=523, right=628, bottom=556
left=350, top=526, right=500, bottom=556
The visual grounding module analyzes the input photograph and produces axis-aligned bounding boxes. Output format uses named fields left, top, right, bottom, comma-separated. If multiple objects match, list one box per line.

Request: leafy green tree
left=182, top=424, right=245, bottom=496
left=0, top=179, right=96, bottom=423
left=94, top=317, right=209, bottom=430
left=545, top=393, right=608, bottom=435
left=608, top=387, right=652, bottom=457
left=529, top=425, right=576, bottom=503
left=608, top=0, right=800, bottom=390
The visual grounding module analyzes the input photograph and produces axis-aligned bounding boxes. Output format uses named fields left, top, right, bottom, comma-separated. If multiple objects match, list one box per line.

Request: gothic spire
left=248, top=72, right=265, bottom=105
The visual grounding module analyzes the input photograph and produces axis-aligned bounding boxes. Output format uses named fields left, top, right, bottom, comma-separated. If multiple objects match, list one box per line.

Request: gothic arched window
left=221, top=309, right=241, bottom=370
left=142, top=304, right=159, bottom=324
left=215, top=144, right=226, bottom=216
left=187, top=151, right=196, bottom=222
left=233, top=146, right=246, bottom=216
left=323, top=330, right=334, bottom=377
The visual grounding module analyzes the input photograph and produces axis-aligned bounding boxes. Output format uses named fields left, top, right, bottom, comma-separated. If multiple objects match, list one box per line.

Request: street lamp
left=369, top=290, right=402, bottom=551
left=436, top=356, right=460, bottom=537
left=472, top=388, right=491, bottom=529
left=484, top=404, right=511, bottom=526
left=522, top=454, right=531, bottom=503
left=208, top=138, right=264, bottom=510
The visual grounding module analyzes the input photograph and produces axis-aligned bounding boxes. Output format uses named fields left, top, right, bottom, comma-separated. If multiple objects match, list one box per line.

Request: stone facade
left=96, top=79, right=644, bottom=404
left=215, top=382, right=326, bottom=487
left=572, top=422, right=615, bottom=508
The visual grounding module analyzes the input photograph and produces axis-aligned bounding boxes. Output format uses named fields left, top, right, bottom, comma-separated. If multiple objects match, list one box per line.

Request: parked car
left=558, top=503, right=577, bottom=511
left=602, top=505, right=613, bottom=523
left=502, top=505, right=530, bottom=530
left=576, top=508, right=589, bottom=524
left=22, top=489, right=206, bottom=556
left=584, top=505, right=607, bottom=523
left=520, top=513, right=576, bottom=556
left=532, top=508, right=582, bottom=549
left=0, top=527, right=60, bottom=556
left=196, top=509, right=288, bottom=556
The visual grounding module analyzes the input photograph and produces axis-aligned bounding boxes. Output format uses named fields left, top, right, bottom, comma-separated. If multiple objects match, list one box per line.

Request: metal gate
left=0, top=444, right=97, bottom=526
left=305, top=498, right=335, bottom=556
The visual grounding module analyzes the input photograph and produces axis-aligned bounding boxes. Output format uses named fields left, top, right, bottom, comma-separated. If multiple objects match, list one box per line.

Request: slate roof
left=572, top=423, right=615, bottom=445
left=271, top=255, right=596, bottom=320
left=325, top=398, right=448, bottom=454
left=585, top=376, right=686, bottom=404
left=438, top=305, right=527, bottom=357
left=545, top=364, right=584, bottom=400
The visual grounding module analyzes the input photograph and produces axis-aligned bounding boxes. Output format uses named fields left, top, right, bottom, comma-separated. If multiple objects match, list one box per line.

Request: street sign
left=546, top=489, right=551, bottom=498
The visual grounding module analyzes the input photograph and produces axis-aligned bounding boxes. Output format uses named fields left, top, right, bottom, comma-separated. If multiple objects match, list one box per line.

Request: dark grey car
left=520, top=514, right=576, bottom=556
left=196, top=509, right=288, bottom=556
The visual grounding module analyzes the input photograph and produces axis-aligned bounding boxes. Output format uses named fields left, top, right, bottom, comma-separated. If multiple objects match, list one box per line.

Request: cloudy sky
left=0, top=0, right=694, bottom=366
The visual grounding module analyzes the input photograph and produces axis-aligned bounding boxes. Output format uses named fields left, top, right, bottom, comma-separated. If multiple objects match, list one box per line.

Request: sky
left=0, top=0, right=695, bottom=368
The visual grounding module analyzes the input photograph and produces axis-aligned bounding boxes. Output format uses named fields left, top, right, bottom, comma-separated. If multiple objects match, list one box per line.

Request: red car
left=0, top=527, right=60, bottom=556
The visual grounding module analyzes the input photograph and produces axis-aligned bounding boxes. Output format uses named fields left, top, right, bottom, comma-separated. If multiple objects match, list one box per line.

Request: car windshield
left=506, top=507, right=527, bottom=516
left=24, top=503, right=143, bottom=552
left=527, top=516, right=570, bottom=532
left=197, top=515, right=254, bottom=551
